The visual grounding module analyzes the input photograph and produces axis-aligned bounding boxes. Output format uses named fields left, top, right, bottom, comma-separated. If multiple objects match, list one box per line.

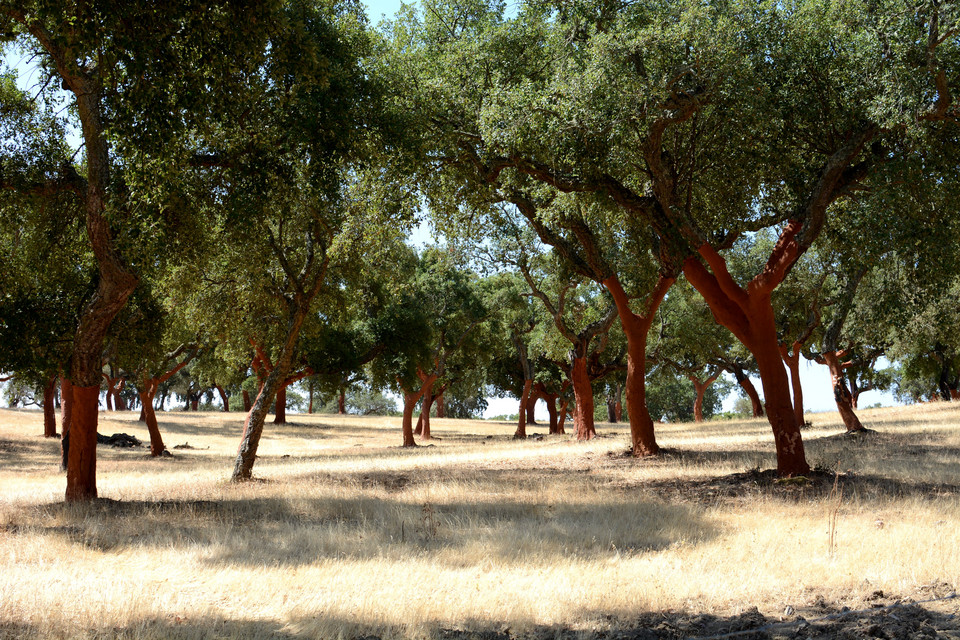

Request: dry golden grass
left=1, top=403, right=959, bottom=639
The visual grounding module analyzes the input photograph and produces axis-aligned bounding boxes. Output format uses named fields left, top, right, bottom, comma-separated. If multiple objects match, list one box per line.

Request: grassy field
left=1, top=403, right=959, bottom=639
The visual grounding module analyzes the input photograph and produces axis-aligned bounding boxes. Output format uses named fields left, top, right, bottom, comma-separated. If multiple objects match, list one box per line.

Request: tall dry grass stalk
left=1, top=403, right=958, bottom=639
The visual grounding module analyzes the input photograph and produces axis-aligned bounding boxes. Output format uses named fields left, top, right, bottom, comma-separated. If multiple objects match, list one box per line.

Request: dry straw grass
left=1, top=403, right=959, bottom=639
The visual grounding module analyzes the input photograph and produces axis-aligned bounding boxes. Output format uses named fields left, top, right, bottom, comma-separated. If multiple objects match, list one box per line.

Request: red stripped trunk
left=526, top=401, right=536, bottom=425
left=515, top=379, right=531, bottom=439
left=43, top=375, right=58, bottom=437
left=60, top=376, right=73, bottom=470
left=140, top=381, right=166, bottom=457
left=401, top=389, right=423, bottom=447
left=603, top=275, right=672, bottom=457
left=570, top=355, right=596, bottom=440
left=274, top=385, right=287, bottom=424
left=215, top=384, right=230, bottom=412
left=242, top=390, right=252, bottom=412
left=557, top=399, right=569, bottom=434
left=537, top=384, right=560, bottom=434
left=689, top=371, right=720, bottom=423
left=821, top=351, right=864, bottom=432
left=683, top=228, right=810, bottom=477
left=65, top=385, right=100, bottom=501
left=779, top=343, right=805, bottom=426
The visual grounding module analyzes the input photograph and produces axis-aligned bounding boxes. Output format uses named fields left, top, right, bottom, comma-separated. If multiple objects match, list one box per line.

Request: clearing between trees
left=1, top=403, right=959, bottom=640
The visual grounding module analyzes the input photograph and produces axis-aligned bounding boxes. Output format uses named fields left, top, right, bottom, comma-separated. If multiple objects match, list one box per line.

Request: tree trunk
left=780, top=343, right=805, bottom=426
left=139, top=406, right=145, bottom=421
left=570, top=355, right=596, bottom=440
left=401, top=389, right=423, bottom=447
left=337, top=386, right=346, bottom=414
left=418, top=376, right=436, bottom=440
left=60, top=376, right=72, bottom=470
left=215, top=384, right=230, bottom=412
left=105, top=388, right=114, bottom=411
left=515, top=378, right=531, bottom=439
left=545, top=393, right=559, bottom=433
left=43, top=375, right=58, bottom=437
left=683, top=237, right=810, bottom=477
left=242, top=390, right=251, bottom=412
left=436, top=394, right=445, bottom=418
left=274, top=385, right=287, bottom=424
left=606, top=393, right=617, bottom=423
left=557, top=398, right=569, bottom=434
left=140, top=383, right=166, bottom=457
left=233, top=306, right=312, bottom=481
left=526, top=400, right=536, bottom=425
left=688, top=373, right=718, bottom=423
left=114, top=380, right=126, bottom=411
left=65, top=385, right=101, bottom=501
left=821, top=351, right=865, bottom=432
left=308, top=379, right=314, bottom=414
left=603, top=275, right=671, bottom=457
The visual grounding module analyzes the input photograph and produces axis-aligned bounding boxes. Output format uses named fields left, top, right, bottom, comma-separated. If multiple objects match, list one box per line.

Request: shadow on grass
left=23, top=490, right=716, bottom=569
left=2, top=597, right=957, bottom=639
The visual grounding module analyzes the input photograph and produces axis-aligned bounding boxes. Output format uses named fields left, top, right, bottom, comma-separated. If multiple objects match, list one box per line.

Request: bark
left=242, top=390, right=251, bottom=412
left=140, top=383, right=166, bottom=457
left=779, top=342, right=805, bottom=426
left=683, top=228, right=810, bottom=477
left=570, top=355, right=596, bottom=440
left=557, top=398, right=569, bottom=434
left=526, top=401, right=536, bottom=425
left=401, top=388, right=425, bottom=447
left=606, top=393, right=617, bottom=423
left=535, top=383, right=561, bottom=434
left=688, top=370, right=720, bottom=423
left=43, top=375, right=58, bottom=437
left=65, top=385, right=100, bottom=501
left=215, top=384, right=230, bottom=412
left=308, top=380, right=314, bottom=414
left=820, top=351, right=865, bottom=432
left=416, top=372, right=438, bottom=440
left=515, top=378, right=532, bottom=439
left=59, top=376, right=72, bottom=470
left=436, top=394, right=445, bottom=418
left=337, top=387, right=346, bottom=414
left=274, top=385, right=287, bottom=424
left=603, top=275, right=672, bottom=457
left=614, top=383, right=623, bottom=422
left=105, top=389, right=113, bottom=411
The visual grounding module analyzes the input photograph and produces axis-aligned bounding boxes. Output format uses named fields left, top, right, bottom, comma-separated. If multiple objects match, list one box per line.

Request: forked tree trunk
left=401, top=389, right=424, bottom=447
left=603, top=274, right=672, bottom=457
left=683, top=229, right=810, bottom=477
left=43, top=375, right=58, bottom=437
left=60, top=376, right=73, bottom=470
left=688, top=371, right=720, bottom=423
left=515, top=378, right=532, bottom=439
left=820, top=351, right=865, bottom=432
left=570, top=355, right=596, bottom=440
left=274, top=385, right=287, bottom=424
left=779, top=342, right=805, bottom=426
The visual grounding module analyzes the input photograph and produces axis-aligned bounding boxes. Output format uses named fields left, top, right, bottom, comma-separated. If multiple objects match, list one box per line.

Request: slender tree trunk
left=570, top=355, right=596, bottom=440
left=741, top=376, right=764, bottom=417
left=308, top=379, right=314, bottom=414
left=105, top=389, right=114, bottom=411
left=557, top=398, right=569, bottom=434
left=274, top=385, right=287, bottom=424
left=545, top=393, right=559, bottom=433
left=418, top=376, right=436, bottom=440
left=780, top=343, right=805, bottom=426
left=821, top=351, right=865, bottom=432
left=606, top=393, right=617, bottom=423
left=140, top=382, right=166, bottom=457
left=43, top=375, right=58, bottom=437
left=60, top=376, right=72, bottom=470
left=603, top=275, right=671, bottom=457
left=436, top=394, right=445, bottom=418
left=515, top=378, right=531, bottom=439
left=526, top=400, right=536, bottom=425
left=615, top=383, right=623, bottom=422
left=688, top=372, right=719, bottom=423
left=242, top=390, right=251, bottom=412
left=338, top=386, right=346, bottom=414
left=215, top=384, right=230, bottom=412
left=401, top=389, right=424, bottom=447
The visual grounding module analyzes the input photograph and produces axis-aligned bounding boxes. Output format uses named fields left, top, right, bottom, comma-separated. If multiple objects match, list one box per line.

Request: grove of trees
left=2, top=0, right=960, bottom=500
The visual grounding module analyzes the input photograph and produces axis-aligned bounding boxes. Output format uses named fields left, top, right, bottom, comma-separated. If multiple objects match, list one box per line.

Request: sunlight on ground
left=1, top=404, right=959, bottom=638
